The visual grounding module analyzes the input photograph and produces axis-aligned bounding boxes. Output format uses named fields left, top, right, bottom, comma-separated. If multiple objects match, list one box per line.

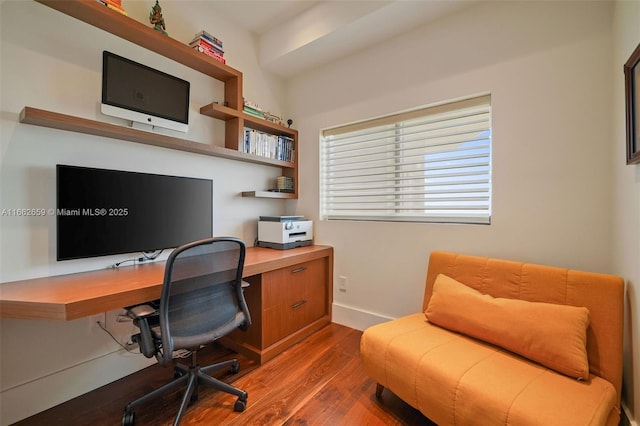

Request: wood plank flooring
left=15, top=323, right=435, bottom=425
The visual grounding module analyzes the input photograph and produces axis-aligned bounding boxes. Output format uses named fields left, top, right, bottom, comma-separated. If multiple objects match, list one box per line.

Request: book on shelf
left=97, top=0, right=123, bottom=7
left=243, top=106, right=264, bottom=119
left=191, top=42, right=224, bottom=57
left=189, top=38, right=224, bottom=56
left=191, top=30, right=223, bottom=49
left=192, top=45, right=226, bottom=64
left=244, top=128, right=295, bottom=162
left=97, top=0, right=127, bottom=15
left=243, top=100, right=265, bottom=118
left=276, top=176, right=295, bottom=191
left=243, top=100, right=261, bottom=111
left=243, top=100, right=286, bottom=126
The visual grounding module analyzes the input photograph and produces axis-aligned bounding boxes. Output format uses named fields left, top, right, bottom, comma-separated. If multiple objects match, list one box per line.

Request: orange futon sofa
left=361, top=251, right=624, bottom=426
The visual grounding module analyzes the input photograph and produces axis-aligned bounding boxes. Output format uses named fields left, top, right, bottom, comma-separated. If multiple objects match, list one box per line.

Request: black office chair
left=122, top=237, right=252, bottom=426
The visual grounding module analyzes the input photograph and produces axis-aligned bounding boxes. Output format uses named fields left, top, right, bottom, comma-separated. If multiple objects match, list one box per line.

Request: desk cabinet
left=222, top=256, right=332, bottom=364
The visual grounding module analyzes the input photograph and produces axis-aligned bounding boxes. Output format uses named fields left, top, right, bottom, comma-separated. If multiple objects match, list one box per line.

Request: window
left=320, top=95, right=491, bottom=224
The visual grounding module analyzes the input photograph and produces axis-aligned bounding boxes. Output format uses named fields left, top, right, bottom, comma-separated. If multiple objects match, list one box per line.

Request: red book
left=192, top=45, right=226, bottom=64
left=189, top=38, right=224, bottom=56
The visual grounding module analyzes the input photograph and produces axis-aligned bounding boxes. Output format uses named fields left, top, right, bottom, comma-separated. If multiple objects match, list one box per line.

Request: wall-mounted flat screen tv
left=101, top=51, right=190, bottom=133
left=56, top=165, right=213, bottom=261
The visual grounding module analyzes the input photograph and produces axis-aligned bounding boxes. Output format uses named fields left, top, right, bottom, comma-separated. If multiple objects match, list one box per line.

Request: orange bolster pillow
left=425, top=274, right=590, bottom=380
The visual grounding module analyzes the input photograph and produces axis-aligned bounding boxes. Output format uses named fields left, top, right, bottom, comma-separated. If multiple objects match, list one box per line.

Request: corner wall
left=289, top=0, right=615, bottom=325
left=612, top=1, right=640, bottom=424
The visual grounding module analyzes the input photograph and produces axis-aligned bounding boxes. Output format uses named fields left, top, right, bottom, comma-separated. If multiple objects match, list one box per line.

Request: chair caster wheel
left=122, top=410, right=135, bottom=426
left=230, top=361, right=240, bottom=374
left=234, top=398, right=247, bottom=412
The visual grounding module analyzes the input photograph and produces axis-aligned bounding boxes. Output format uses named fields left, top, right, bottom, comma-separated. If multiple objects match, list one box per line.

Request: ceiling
left=209, top=0, right=475, bottom=78
left=210, top=0, right=324, bottom=35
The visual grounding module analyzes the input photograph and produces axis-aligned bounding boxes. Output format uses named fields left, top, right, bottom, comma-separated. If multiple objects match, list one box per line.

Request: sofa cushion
left=360, top=313, right=618, bottom=426
left=425, top=274, right=590, bottom=380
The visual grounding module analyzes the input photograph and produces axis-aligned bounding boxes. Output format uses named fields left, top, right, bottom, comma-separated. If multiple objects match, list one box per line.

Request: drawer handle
left=291, top=300, right=307, bottom=309
left=291, top=267, right=307, bottom=274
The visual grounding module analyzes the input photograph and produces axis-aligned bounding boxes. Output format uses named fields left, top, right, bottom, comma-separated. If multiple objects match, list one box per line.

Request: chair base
left=122, top=358, right=247, bottom=426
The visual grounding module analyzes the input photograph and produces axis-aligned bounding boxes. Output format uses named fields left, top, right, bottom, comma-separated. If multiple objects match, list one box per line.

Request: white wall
left=289, top=1, right=640, bottom=423
left=612, top=1, right=640, bottom=424
left=290, top=0, right=614, bottom=322
left=0, top=1, right=287, bottom=424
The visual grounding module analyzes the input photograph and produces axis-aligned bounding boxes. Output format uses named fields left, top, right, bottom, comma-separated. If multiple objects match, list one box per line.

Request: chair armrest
left=125, top=303, right=159, bottom=358
left=126, top=303, right=157, bottom=319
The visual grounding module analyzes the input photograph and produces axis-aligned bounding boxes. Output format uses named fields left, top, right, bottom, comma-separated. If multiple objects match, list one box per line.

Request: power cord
left=111, top=258, right=140, bottom=269
left=96, top=319, right=140, bottom=354
left=110, top=250, right=164, bottom=269
left=142, top=249, right=163, bottom=261
left=96, top=314, right=192, bottom=359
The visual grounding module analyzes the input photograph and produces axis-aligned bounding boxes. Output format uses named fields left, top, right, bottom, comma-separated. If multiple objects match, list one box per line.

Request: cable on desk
left=110, top=250, right=164, bottom=269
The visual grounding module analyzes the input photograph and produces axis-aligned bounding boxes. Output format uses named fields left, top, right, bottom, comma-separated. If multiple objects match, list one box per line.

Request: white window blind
left=321, top=95, right=491, bottom=224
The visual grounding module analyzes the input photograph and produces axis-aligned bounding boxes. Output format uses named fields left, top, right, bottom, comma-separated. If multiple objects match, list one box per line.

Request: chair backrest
left=158, top=237, right=251, bottom=366
left=423, top=251, right=624, bottom=409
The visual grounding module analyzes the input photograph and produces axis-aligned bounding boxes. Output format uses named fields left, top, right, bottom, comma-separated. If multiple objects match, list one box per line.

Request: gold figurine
left=149, top=0, right=167, bottom=35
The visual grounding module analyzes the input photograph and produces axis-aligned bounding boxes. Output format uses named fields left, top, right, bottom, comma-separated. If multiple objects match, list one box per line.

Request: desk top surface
left=0, top=245, right=333, bottom=321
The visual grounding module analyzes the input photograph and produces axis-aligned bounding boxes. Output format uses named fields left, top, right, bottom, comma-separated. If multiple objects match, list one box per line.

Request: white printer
left=257, top=216, right=313, bottom=250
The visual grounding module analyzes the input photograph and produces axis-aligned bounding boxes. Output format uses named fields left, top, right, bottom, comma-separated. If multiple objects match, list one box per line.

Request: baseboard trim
left=622, top=401, right=638, bottom=426
left=0, top=349, right=153, bottom=425
left=331, top=302, right=395, bottom=331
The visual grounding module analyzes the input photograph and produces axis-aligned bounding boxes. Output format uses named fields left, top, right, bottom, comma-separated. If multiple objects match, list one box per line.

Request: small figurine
left=149, top=0, right=167, bottom=35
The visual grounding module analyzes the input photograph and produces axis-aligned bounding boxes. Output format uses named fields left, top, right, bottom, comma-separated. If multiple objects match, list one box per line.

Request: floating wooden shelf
left=35, top=1, right=239, bottom=80
left=32, top=0, right=298, bottom=198
left=19, top=107, right=295, bottom=169
left=200, top=103, right=298, bottom=138
left=241, top=191, right=297, bottom=199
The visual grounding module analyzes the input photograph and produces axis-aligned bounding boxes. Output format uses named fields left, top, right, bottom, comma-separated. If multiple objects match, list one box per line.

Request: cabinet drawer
left=262, top=258, right=327, bottom=346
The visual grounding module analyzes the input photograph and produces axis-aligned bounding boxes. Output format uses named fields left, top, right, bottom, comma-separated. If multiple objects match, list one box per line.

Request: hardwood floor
left=16, top=324, right=434, bottom=425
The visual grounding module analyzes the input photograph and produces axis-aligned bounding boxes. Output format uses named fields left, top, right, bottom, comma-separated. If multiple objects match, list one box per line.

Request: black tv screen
left=101, top=51, right=190, bottom=132
left=56, top=165, right=213, bottom=261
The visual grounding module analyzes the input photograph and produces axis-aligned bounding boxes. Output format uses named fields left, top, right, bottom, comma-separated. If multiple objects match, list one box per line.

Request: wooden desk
left=1, top=245, right=333, bottom=363
left=0, top=245, right=333, bottom=321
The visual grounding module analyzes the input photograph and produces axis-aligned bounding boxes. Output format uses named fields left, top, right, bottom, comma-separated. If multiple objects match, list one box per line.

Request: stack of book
left=243, top=100, right=264, bottom=119
left=276, top=176, right=295, bottom=192
left=97, top=0, right=127, bottom=15
left=189, top=30, right=225, bottom=64
left=244, top=128, right=295, bottom=162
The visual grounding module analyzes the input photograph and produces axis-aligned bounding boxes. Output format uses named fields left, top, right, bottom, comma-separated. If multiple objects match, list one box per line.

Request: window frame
left=320, top=94, right=492, bottom=225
